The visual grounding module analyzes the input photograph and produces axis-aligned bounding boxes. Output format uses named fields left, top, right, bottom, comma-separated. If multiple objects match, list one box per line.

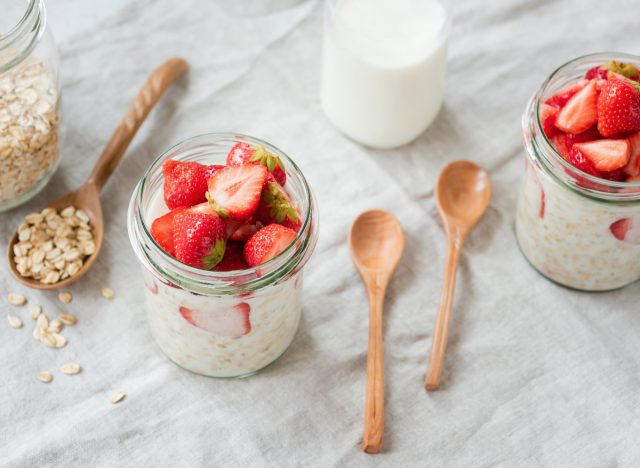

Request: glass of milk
left=321, top=0, right=451, bottom=149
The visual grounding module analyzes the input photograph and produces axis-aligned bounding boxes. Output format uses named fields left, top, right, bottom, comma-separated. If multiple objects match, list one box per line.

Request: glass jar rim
left=0, top=0, right=45, bottom=73
left=128, top=132, right=318, bottom=295
left=525, top=52, right=640, bottom=202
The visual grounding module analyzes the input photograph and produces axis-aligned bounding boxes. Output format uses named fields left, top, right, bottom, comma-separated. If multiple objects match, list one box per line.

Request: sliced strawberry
left=206, top=164, right=268, bottom=222
left=539, top=103, right=559, bottom=138
left=555, top=80, right=598, bottom=134
left=150, top=207, right=186, bottom=256
left=179, top=303, right=251, bottom=337
left=573, top=139, right=630, bottom=172
left=523, top=161, right=545, bottom=218
left=214, top=242, right=249, bottom=271
left=229, top=219, right=262, bottom=242
left=545, top=79, right=588, bottom=108
left=597, top=78, right=640, bottom=137
left=256, top=180, right=302, bottom=231
left=162, top=160, right=222, bottom=210
left=550, top=134, right=573, bottom=160
left=227, top=143, right=287, bottom=185
left=600, top=169, right=627, bottom=182
left=173, top=209, right=227, bottom=269
left=243, top=224, right=297, bottom=267
left=610, top=217, right=640, bottom=244
left=565, top=147, right=602, bottom=177
left=587, top=61, right=640, bottom=82
left=585, top=66, right=609, bottom=81
left=622, top=131, right=640, bottom=177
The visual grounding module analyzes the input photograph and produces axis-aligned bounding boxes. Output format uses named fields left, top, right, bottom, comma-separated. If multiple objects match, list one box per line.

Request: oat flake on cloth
left=2, top=0, right=640, bottom=466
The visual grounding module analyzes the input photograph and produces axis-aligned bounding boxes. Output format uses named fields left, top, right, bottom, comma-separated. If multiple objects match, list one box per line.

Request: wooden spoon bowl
left=7, top=58, right=188, bottom=290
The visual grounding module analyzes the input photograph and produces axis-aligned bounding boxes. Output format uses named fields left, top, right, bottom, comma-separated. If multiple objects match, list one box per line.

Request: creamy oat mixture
left=144, top=269, right=303, bottom=378
left=0, top=56, right=59, bottom=204
left=516, top=162, right=640, bottom=291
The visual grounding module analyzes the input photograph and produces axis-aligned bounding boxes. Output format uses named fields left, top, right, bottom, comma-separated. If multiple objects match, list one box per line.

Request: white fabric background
left=2, top=0, right=640, bottom=466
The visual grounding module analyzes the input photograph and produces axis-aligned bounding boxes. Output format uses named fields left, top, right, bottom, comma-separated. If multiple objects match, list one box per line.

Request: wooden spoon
left=349, top=209, right=404, bottom=454
left=7, top=58, right=188, bottom=290
left=425, top=160, right=491, bottom=391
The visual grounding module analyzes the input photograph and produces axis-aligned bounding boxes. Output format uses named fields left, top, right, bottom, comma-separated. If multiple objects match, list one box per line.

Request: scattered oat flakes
left=39, top=332, right=57, bottom=348
left=60, top=362, right=81, bottom=375
left=50, top=333, right=66, bottom=348
left=47, top=319, right=63, bottom=333
left=36, top=313, right=49, bottom=329
left=58, top=313, right=76, bottom=326
left=111, top=392, right=126, bottom=404
left=30, top=306, right=42, bottom=320
left=58, top=291, right=72, bottom=304
left=7, top=293, right=26, bottom=305
left=36, top=371, right=53, bottom=383
left=101, top=287, right=114, bottom=300
left=7, top=314, right=23, bottom=328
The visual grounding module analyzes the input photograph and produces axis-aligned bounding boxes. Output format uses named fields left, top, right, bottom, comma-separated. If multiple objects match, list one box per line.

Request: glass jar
left=127, top=133, right=319, bottom=378
left=321, top=0, right=451, bottom=148
left=0, top=0, right=61, bottom=211
left=516, top=52, right=640, bottom=292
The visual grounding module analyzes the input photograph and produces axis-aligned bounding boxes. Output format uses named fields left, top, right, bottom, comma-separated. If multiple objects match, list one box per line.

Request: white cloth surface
left=2, top=0, right=640, bottom=466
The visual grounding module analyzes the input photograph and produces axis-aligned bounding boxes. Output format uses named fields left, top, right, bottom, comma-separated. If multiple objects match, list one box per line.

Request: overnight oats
left=516, top=53, right=640, bottom=291
left=128, top=134, right=318, bottom=377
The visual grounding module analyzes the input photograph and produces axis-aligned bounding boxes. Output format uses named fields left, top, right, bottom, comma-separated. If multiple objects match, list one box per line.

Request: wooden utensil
left=425, top=160, right=491, bottom=391
left=349, top=210, right=404, bottom=454
left=7, top=57, right=188, bottom=290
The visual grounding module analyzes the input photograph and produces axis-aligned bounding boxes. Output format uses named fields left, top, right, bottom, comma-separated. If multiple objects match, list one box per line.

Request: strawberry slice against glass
left=179, top=303, right=251, bottom=337
left=623, top=131, right=640, bottom=176
left=555, top=80, right=598, bottom=134
left=243, top=224, right=297, bottom=267
left=214, top=242, right=249, bottom=271
left=610, top=217, right=640, bottom=244
left=545, top=79, right=588, bottom=108
left=573, top=139, right=630, bottom=172
left=206, top=164, right=268, bottom=222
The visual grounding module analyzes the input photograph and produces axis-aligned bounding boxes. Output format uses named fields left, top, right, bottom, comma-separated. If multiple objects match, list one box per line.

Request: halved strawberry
left=162, top=160, right=222, bottom=210
left=566, top=147, right=602, bottom=177
left=622, top=131, right=640, bottom=177
left=573, top=139, right=630, bottom=172
left=610, top=217, right=640, bottom=244
left=227, top=143, right=287, bottom=186
left=214, top=242, right=249, bottom=271
left=539, top=103, right=559, bottom=138
left=229, top=219, right=262, bottom=242
left=256, top=180, right=301, bottom=231
left=179, top=303, right=251, bottom=337
left=173, top=209, right=227, bottom=269
left=586, top=61, right=640, bottom=82
left=545, top=79, right=588, bottom=108
left=206, top=164, right=268, bottom=222
left=243, top=224, right=297, bottom=267
left=550, top=134, right=573, bottom=160
left=150, top=207, right=186, bottom=256
left=555, top=80, right=598, bottom=134
left=597, top=78, right=640, bottom=137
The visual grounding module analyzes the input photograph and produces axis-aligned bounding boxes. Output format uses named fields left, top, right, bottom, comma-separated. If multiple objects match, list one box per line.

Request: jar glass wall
left=0, top=0, right=61, bottom=211
left=516, top=53, right=640, bottom=291
left=128, top=134, right=318, bottom=377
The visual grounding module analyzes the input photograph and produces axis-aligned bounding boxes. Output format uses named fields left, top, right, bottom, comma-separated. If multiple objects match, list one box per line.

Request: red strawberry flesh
left=243, top=224, right=296, bottom=267
left=227, top=143, right=287, bottom=186
left=573, top=139, right=630, bottom=172
left=597, top=79, right=640, bottom=137
left=256, top=180, right=301, bottom=232
left=173, top=209, right=227, bottom=269
left=179, top=303, right=251, bottom=337
left=162, top=160, right=222, bottom=210
left=555, top=80, right=598, bottom=134
left=207, top=164, right=268, bottom=222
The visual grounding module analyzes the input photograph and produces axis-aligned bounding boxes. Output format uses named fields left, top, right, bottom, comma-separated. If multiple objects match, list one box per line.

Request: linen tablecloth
left=2, top=0, right=640, bottom=466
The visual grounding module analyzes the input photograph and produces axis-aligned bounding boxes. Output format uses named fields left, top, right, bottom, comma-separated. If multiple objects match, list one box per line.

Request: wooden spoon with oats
left=7, top=58, right=188, bottom=290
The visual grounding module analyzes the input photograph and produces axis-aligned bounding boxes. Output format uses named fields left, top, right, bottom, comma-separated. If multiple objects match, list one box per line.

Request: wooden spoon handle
left=425, top=235, right=463, bottom=391
left=86, top=57, right=188, bottom=191
left=363, top=276, right=386, bottom=454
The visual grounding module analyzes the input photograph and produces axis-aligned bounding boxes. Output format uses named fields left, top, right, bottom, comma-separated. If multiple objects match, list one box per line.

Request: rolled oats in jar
left=0, top=0, right=61, bottom=211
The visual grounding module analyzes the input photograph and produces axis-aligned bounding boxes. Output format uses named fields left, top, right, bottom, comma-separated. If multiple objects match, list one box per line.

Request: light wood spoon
left=7, top=57, right=188, bottom=290
left=425, top=160, right=491, bottom=391
left=349, top=209, right=404, bottom=454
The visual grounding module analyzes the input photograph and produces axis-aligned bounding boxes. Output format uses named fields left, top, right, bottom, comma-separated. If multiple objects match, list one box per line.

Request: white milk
left=321, top=0, right=449, bottom=148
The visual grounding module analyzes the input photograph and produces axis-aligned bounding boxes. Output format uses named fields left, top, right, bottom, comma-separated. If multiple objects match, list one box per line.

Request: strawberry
left=206, top=164, right=268, bottom=222
left=597, top=78, right=640, bottom=137
left=555, top=80, right=598, bottom=134
left=610, top=217, right=640, bottom=244
left=229, top=219, right=262, bottom=242
left=550, top=134, right=573, bottom=160
left=539, top=103, right=559, bottom=138
left=622, top=131, right=640, bottom=177
left=162, top=160, right=222, bottom=210
left=545, top=79, right=588, bottom=108
left=150, top=207, right=185, bottom=256
left=565, top=147, right=602, bottom=177
left=179, top=303, right=251, bottom=337
left=586, top=60, right=640, bottom=82
left=243, top=224, right=297, bottom=267
left=173, top=209, right=227, bottom=269
left=227, top=143, right=287, bottom=186
left=573, top=139, right=630, bottom=172
left=256, top=180, right=301, bottom=231
left=214, top=242, right=249, bottom=271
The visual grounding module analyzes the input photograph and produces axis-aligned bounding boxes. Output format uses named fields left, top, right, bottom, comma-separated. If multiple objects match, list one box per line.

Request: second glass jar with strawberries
left=516, top=53, right=640, bottom=291
left=128, top=134, right=318, bottom=377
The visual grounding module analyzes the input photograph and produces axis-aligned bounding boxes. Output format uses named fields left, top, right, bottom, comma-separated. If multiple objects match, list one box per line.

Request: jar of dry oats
left=0, top=0, right=61, bottom=211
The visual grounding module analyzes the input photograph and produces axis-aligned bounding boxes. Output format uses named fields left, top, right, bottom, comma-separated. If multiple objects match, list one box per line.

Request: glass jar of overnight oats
left=0, top=0, right=61, bottom=211
left=516, top=53, right=640, bottom=292
left=128, top=134, right=318, bottom=378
